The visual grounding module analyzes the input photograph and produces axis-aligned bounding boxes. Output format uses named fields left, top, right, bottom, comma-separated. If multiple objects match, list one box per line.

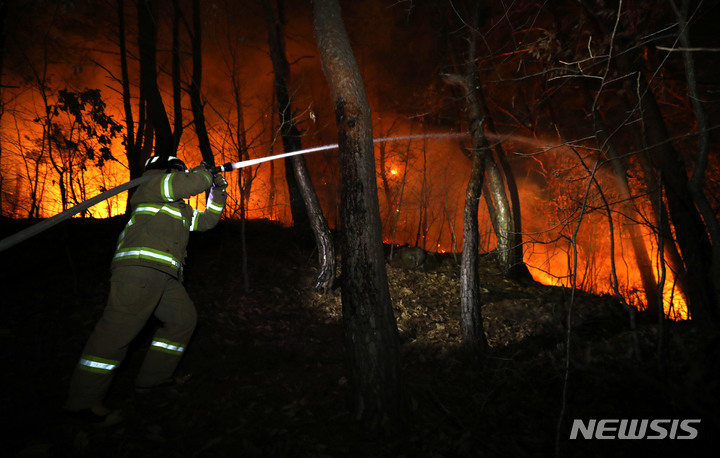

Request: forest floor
left=1, top=217, right=719, bottom=458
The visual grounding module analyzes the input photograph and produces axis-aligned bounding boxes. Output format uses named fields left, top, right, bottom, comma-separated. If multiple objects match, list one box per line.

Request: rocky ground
left=1, top=217, right=719, bottom=457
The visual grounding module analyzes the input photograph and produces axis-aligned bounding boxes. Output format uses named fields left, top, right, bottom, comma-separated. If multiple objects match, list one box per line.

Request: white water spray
left=211, top=132, right=468, bottom=172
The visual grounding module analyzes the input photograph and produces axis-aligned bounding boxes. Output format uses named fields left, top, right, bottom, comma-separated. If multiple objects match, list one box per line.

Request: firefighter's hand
left=201, top=161, right=225, bottom=175
left=212, top=174, right=228, bottom=190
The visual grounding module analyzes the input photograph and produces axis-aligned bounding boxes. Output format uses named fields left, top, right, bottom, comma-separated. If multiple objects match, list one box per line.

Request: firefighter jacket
left=111, top=167, right=226, bottom=278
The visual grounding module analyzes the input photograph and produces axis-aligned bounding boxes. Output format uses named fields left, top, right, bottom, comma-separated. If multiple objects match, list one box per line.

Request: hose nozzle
left=205, top=162, right=234, bottom=174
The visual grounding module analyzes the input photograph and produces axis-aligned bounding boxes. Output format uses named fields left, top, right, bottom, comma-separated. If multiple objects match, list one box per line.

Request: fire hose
left=0, top=146, right=339, bottom=253
left=0, top=174, right=154, bottom=253
left=0, top=132, right=464, bottom=253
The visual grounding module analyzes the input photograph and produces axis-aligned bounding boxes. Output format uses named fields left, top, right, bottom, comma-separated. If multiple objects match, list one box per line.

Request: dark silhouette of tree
left=137, top=0, right=173, bottom=157
left=546, top=5, right=661, bottom=314
left=171, top=0, right=183, bottom=152
left=312, top=0, right=404, bottom=433
left=0, top=0, right=7, bottom=212
left=442, top=3, right=489, bottom=357
left=44, top=89, right=123, bottom=211
left=668, top=0, right=720, bottom=320
left=188, top=0, right=214, bottom=167
left=578, top=0, right=718, bottom=330
left=263, top=0, right=335, bottom=293
left=259, top=0, right=310, bottom=233
left=441, top=1, right=528, bottom=279
left=117, top=0, right=145, bottom=212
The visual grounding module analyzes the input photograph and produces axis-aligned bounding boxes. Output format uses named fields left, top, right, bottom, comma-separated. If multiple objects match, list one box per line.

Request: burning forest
left=0, top=0, right=719, bottom=456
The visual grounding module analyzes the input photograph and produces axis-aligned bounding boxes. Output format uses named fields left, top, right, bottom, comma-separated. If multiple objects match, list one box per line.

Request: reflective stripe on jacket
left=112, top=168, right=226, bottom=277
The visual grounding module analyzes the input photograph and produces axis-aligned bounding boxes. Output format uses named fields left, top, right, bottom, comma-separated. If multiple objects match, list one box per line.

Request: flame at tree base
left=524, top=240, right=689, bottom=321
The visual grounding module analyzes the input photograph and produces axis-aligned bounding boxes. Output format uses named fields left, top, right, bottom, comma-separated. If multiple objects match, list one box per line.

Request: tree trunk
left=261, top=0, right=308, bottom=229
left=415, top=141, right=427, bottom=248
left=548, top=3, right=661, bottom=314
left=460, top=146, right=489, bottom=355
left=284, top=159, right=311, bottom=229
left=389, top=139, right=411, bottom=260
left=485, top=156, right=512, bottom=270
left=137, top=0, right=173, bottom=156
left=441, top=2, right=525, bottom=279
left=574, top=0, right=717, bottom=329
left=0, top=0, right=7, bottom=213
left=378, top=119, right=405, bottom=238
left=475, top=88, right=529, bottom=279
left=633, top=61, right=717, bottom=329
left=229, top=65, right=251, bottom=292
left=377, top=140, right=394, bottom=229
left=593, top=108, right=660, bottom=314
left=668, top=0, right=720, bottom=318
left=171, top=0, right=183, bottom=152
left=312, top=0, right=404, bottom=433
left=635, top=150, right=689, bottom=304
left=118, top=0, right=136, bottom=166
left=189, top=0, right=213, bottom=166
left=443, top=3, right=489, bottom=357
left=263, top=0, right=335, bottom=293
left=117, top=0, right=143, bottom=212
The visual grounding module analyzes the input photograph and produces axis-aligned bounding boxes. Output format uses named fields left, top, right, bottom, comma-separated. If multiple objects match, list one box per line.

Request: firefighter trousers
left=65, top=265, right=197, bottom=411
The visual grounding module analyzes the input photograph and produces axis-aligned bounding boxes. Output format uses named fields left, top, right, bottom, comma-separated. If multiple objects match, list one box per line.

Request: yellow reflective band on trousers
left=78, top=354, right=120, bottom=374
left=150, top=338, right=185, bottom=355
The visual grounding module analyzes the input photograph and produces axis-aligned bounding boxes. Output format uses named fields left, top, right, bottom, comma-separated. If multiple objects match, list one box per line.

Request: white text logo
left=569, top=419, right=700, bottom=440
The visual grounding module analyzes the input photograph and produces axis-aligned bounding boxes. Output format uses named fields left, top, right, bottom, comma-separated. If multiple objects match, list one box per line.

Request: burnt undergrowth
left=1, top=217, right=718, bottom=457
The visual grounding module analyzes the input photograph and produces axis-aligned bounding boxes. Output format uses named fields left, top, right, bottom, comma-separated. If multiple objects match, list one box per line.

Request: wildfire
left=2, top=112, right=691, bottom=323
left=0, top=57, right=695, bottom=325
left=523, top=231, right=689, bottom=321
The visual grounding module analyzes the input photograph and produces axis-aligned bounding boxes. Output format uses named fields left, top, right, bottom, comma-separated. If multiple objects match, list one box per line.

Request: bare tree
left=443, top=2, right=489, bottom=357
left=477, top=97, right=530, bottom=280
left=45, top=89, right=123, bottom=212
left=137, top=0, right=173, bottom=156
left=389, top=135, right=412, bottom=260
left=375, top=117, right=404, bottom=235
left=16, top=2, right=60, bottom=217
left=414, top=136, right=428, bottom=248
left=667, top=0, right=720, bottom=316
left=263, top=0, right=335, bottom=293
left=203, top=2, right=273, bottom=293
left=117, top=0, right=144, bottom=182
left=546, top=5, right=660, bottom=313
left=441, top=1, right=528, bottom=279
left=312, top=0, right=404, bottom=433
left=0, top=0, right=7, bottom=213
left=188, top=0, right=215, bottom=167
left=443, top=166, right=459, bottom=257
left=595, top=110, right=660, bottom=313
left=113, top=0, right=148, bottom=214
left=171, top=0, right=183, bottom=152
left=592, top=1, right=718, bottom=329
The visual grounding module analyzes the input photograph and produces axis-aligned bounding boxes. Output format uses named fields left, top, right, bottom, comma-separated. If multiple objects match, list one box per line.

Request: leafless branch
left=657, top=46, right=720, bottom=52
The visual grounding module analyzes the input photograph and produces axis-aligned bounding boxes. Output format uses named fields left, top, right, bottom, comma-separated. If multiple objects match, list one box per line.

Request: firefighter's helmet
left=144, top=155, right=187, bottom=173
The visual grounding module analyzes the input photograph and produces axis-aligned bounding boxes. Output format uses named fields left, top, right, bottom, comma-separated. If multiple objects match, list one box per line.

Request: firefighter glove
left=213, top=174, right=228, bottom=190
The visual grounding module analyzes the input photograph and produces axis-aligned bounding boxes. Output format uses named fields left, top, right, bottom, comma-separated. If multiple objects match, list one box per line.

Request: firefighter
left=64, top=155, right=227, bottom=425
